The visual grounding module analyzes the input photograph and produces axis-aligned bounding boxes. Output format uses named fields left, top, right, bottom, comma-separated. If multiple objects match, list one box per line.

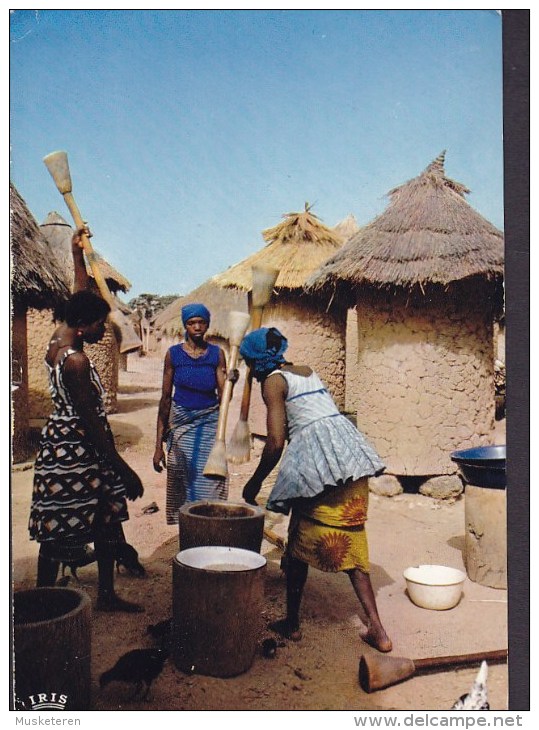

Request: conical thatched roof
left=40, top=212, right=132, bottom=293
left=333, top=214, right=360, bottom=242
left=10, top=183, right=70, bottom=308
left=308, top=152, right=504, bottom=293
left=153, top=280, right=248, bottom=339
left=212, top=203, right=345, bottom=292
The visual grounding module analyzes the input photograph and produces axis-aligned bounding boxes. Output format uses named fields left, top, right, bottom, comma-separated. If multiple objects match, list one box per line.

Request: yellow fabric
left=287, top=477, right=370, bottom=573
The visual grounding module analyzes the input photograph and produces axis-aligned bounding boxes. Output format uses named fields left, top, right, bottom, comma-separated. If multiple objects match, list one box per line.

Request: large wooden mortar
left=172, top=546, right=266, bottom=677
left=13, top=587, right=92, bottom=710
left=465, top=485, right=507, bottom=589
left=179, top=500, right=265, bottom=553
left=451, top=445, right=507, bottom=589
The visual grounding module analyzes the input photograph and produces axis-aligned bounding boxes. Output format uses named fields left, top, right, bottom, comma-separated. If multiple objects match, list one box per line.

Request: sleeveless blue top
left=169, top=343, right=221, bottom=409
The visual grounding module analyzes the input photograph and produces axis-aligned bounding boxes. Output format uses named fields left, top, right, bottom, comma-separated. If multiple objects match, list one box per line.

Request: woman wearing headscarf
left=153, top=303, right=232, bottom=523
left=239, top=327, right=392, bottom=652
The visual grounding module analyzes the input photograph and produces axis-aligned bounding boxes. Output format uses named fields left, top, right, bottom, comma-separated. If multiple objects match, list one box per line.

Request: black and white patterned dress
left=29, top=348, right=129, bottom=544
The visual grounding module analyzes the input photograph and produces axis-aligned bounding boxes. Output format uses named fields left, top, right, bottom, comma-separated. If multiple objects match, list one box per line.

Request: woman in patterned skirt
left=29, top=228, right=144, bottom=612
left=153, top=303, right=236, bottom=524
left=240, top=327, right=392, bottom=652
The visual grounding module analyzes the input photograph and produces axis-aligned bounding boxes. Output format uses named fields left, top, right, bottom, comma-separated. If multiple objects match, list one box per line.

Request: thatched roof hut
left=211, top=204, right=348, bottom=436
left=11, top=185, right=70, bottom=309
left=40, top=212, right=132, bottom=293
left=10, top=183, right=70, bottom=462
left=332, top=213, right=360, bottom=243
left=37, top=212, right=133, bottom=415
left=214, top=204, right=344, bottom=292
left=308, top=153, right=505, bottom=492
left=309, top=152, right=504, bottom=297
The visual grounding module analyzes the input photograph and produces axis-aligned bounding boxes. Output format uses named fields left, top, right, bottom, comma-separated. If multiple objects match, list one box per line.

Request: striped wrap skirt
left=165, top=402, right=228, bottom=524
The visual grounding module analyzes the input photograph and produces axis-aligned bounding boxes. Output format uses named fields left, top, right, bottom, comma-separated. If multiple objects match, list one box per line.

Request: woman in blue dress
left=153, top=303, right=232, bottom=524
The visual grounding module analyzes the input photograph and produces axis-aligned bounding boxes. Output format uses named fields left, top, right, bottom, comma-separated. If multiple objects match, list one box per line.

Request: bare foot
left=359, top=624, right=393, bottom=653
left=269, top=619, right=302, bottom=642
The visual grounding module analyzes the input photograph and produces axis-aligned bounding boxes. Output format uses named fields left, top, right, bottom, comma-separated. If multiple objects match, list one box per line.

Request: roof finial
left=427, top=150, right=446, bottom=175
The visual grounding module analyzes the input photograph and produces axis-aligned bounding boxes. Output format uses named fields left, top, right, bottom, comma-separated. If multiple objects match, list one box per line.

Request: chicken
left=115, top=542, right=146, bottom=577
left=451, top=661, right=489, bottom=710
left=99, top=647, right=168, bottom=700
left=147, top=618, right=173, bottom=650
left=60, top=545, right=97, bottom=581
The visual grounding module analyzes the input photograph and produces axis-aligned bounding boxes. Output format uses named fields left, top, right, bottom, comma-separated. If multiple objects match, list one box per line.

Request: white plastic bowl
left=403, top=564, right=466, bottom=610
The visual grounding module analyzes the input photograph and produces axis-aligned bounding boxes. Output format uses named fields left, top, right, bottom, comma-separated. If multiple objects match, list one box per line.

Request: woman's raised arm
left=72, top=227, right=91, bottom=293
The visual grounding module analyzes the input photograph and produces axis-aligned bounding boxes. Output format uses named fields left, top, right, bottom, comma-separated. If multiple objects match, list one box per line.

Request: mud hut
left=39, top=212, right=133, bottom=413
left=211, top=204, right=347, bottom=435
left=10, top=184, right=71, bottom=462
left=332, top=215, right=363, bottom=418
left=309, top=152, right=504, bottom=496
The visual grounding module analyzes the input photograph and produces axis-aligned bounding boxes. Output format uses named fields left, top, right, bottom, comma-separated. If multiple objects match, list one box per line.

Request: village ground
left=11, top=352, right=509, bottom=712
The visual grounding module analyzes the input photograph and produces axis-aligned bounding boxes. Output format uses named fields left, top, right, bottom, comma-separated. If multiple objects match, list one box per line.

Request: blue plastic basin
left=450, top=445, right=506, bottom=489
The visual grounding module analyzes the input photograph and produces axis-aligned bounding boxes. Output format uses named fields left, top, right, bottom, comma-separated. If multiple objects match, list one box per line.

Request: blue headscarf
left=181, top=303, right=211, bottom=326
left=239, top=327, right=288, bottom=381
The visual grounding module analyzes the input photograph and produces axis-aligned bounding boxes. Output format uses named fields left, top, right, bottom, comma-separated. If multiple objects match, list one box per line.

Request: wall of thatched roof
left=25, top=308, right=120, bottom=419
left=352, top=284, right=496, bottom=477
left=11, top=183, right=71, bottom=461
left=10, top=184, right=70, bottom=309
left=308, top=152, right=504, bottom=295
left=12, top=308, right=29, bottom=462
left=40, top=212, right=132, bottom=293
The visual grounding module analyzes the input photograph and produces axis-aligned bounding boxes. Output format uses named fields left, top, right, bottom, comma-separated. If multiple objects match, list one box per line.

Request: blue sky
left=10, top=9, right=504, bottom=301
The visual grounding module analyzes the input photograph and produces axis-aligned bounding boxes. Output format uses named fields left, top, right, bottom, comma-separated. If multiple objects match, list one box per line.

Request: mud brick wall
left=11, top=307, right=29, bottom=462
left=245, top=295, right=346, bottom=437
left=85, top=323, right=119, bottom=413
left=345, top=307, right=359, bottom=415
left=353, top=290, right=495, bottom=476
left=27, top=308, right=119, bottom=418
left=26, top=308, right=56, bottom=422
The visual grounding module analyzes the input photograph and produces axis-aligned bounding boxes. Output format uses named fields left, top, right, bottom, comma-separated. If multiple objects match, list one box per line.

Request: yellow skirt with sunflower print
left=287, top=477, right=370, bottom=573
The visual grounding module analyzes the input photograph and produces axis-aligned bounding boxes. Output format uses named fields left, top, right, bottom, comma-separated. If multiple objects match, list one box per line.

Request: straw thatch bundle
left=40, top=212, right=132, bottom=294
left=212, top=203, right=345, bottom=292
left=308, top=152, right=504, bottom=294
left=10, top=184, right=70, bottom=308
left=153, top=280, right=248, bottom=339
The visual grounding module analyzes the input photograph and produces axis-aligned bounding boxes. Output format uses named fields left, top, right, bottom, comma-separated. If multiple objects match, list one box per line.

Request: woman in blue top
left=153, top=303, right=230, bottom=524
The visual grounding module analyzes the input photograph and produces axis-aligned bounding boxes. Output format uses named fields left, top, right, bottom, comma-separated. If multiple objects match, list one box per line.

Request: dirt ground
left=11, top=352, right=509, bottom=712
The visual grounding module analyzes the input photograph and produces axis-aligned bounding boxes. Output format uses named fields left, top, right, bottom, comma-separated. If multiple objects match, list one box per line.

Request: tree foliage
left=128, top=293, right=179, bottom=319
